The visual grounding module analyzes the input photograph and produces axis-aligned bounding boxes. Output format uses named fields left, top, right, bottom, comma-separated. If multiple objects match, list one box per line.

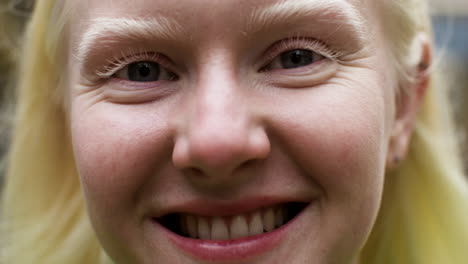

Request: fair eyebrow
left=76, top=0, right=367, bottom=63
left=76, top=17, right=185, bottom=62
left=247, top=0, right=367, bottom=43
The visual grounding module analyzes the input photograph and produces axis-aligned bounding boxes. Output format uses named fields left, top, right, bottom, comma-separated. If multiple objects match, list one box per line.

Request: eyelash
left=261, top=37, right=341, bottom=69
left=95, top=49, right=174, bottom=79
left=94, top=37, right=339, bottom=79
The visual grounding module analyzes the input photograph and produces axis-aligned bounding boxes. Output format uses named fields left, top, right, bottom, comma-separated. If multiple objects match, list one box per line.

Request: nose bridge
left=172, top=63, right=270, bottom=180
left=194, top=71, right=247, bottom=145
left=190, top=49, right=244, bottom=128
left=186, top=69, right=251, bottom=171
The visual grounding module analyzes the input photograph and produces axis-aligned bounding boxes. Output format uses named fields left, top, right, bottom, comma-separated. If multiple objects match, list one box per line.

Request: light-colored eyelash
left=95, top=48, right=163, bottom=79
left=264, top=37, right=343, bottom=64
left=95, top=38, right=338, bottom=79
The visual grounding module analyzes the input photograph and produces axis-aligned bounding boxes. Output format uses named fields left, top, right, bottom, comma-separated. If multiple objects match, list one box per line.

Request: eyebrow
left=76, top=0, right=367, bottom=63
left=247, top=0, right=367, bottom=43
left=76, top=17, right=185, bottom=62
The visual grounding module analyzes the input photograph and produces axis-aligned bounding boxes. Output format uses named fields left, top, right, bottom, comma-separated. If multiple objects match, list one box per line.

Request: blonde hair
left=361, top=1, right=468, bottom=263
left=1, top=0, right=468, bottom=263
left=1, top=0, right=108, bottom=263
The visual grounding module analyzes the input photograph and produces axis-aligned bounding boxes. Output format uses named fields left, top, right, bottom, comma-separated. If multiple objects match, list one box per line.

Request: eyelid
left=261, top=37, right=343, bottom=69
left=95, top=49, right=175, bottom=79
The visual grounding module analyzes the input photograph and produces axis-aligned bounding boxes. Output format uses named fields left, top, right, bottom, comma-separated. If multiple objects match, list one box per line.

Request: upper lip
left=149, top=195, right=316, bottom=219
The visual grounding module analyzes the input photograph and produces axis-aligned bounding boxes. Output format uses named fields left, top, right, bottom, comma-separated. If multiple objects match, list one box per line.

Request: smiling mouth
left=155, top=202, right=308, bottom=241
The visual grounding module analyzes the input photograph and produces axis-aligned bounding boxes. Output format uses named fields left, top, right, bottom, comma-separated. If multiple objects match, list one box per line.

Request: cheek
left=70, top=103, right=172, bottom=218
left=284, top=90, right=386, bottom=208
left=267, top=78, right=388, bottom=256
left=274, top=84, right=387, bottom=184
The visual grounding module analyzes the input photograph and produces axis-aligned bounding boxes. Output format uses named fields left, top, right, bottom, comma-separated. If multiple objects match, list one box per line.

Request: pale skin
left=67, top=0, right=430, bottom=263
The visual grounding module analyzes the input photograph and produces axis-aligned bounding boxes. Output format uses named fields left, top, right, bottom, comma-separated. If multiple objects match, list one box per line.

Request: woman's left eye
left=266, top=49, right=325, bottom=70
left=114, top=61, right=176, bottom=82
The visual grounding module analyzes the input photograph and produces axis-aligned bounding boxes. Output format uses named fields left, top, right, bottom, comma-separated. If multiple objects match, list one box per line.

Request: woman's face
left=69, top=0, right=397, bottom=263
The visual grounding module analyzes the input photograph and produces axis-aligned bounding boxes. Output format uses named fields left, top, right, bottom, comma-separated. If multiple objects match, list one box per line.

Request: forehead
left=75, top=0, right=367, bottom=16
left=71, top=0, right=376, bottom=58
left=72, top=0, right=373, bottom=32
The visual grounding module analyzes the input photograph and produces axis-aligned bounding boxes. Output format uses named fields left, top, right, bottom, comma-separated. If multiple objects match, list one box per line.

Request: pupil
left=280, top=50, right=314, bottom=69
left=138, top=63, right=151, bottom=77
left=128, top=61, right=160, bottom=82
left=291, top=52, right=302, bottom=64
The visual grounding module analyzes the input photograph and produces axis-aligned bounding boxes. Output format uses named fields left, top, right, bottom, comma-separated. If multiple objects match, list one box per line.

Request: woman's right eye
left=114, top=61, right=177, bottom=82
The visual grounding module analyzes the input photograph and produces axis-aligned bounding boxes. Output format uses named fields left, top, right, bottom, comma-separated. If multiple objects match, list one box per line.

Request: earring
left=393, top=155, right=401, bottom=165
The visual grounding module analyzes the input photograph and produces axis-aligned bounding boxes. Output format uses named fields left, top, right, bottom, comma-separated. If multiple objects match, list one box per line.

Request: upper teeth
left=180, top=205, right=287, bottom=240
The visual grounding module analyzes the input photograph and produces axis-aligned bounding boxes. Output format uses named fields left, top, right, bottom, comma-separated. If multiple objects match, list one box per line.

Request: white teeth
left=230, top=215, right=249, bottom=239
left=249, top=212, right=264, bottom=236
left=275, top=207, right=284, bottom=228
left=263, top=208, right=275, bottom=232
left=180, top=204, right=292, bottom=240
left=211, top=217, right=229, bottom=240
left=186, top=215, right=198, bottom=239
left=198, top=217, right=211, bottom=240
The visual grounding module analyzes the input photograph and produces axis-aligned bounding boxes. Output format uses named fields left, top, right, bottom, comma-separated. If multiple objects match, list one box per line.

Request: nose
left=172, top=70, right=270, bottom=187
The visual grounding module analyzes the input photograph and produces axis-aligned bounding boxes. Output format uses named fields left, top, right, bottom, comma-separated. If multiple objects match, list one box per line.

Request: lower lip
left=154, top=202, right=313, bottom=262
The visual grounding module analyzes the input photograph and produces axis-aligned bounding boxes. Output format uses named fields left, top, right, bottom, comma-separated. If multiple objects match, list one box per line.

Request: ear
left=386, top=33, right=432, bottom=169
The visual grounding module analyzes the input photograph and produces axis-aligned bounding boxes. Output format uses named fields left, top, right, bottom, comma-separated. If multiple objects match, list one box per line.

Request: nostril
left=238, top=159, right=254, bottom=170
left=183, top=159, right=255, bottom=179
left=193, top=168, right=203, bottom=175
left=172, top=120, right=270, bottom=179
left=186, top=168, right=203, bottom=177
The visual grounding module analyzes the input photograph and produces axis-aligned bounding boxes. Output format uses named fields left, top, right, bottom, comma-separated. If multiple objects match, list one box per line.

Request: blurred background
left=430, top=0, right=468, bottom=172
left=0, top=0, right=34, bottom=191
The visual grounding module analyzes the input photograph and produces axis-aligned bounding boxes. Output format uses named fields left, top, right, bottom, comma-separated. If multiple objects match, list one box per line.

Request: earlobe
left=386, top=33, right=432, bottom=169
left=386, top=120, right=410, bottom=169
